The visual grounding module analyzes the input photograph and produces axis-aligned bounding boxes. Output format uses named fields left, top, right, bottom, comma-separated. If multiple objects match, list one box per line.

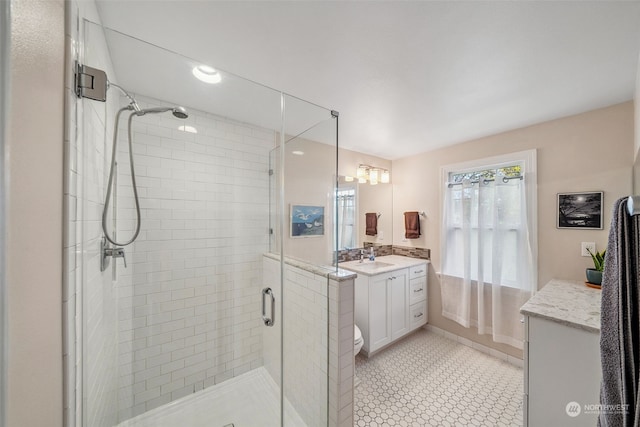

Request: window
left=441, top=151, right=537, bottom=290
left=440, top=150, right=536, bottom=347
left=335, top=186, right=356, bottom=250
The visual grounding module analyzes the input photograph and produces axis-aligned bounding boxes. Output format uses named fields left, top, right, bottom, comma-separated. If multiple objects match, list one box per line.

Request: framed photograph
left=290, top=205, right=325, bottom=238
left=557, top=192, right=603, bottom=229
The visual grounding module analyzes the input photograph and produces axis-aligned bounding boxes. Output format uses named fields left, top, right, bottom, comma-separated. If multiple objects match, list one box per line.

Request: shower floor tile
left=118, top=367, right=304, bottom=427
left=354, top=329, right=524, bottom=426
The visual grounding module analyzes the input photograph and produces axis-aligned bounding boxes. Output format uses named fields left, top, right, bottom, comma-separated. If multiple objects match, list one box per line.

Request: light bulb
left=369, top=169, right=379, bottom=185
left=381, top=170, right=390, bottom=184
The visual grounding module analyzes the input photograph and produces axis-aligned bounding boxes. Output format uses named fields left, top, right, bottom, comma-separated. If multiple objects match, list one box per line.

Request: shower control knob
left=104, top=245, right=127, bottom=268
left=113, top=248, right=127, bottom=268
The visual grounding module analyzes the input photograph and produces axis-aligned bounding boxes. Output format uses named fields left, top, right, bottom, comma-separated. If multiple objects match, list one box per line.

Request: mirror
left=338, top=175, right=393, bottom=249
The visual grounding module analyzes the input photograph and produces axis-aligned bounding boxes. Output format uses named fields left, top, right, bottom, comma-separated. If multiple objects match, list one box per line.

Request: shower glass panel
left=281, top=94, right=338, bottom=426
left=76, top=19, right=337, bottom=427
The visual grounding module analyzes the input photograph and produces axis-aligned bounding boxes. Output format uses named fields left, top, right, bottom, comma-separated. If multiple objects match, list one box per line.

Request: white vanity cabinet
left=520, top=280, right=602, bottom=427
left=350, top=258, right=428, bottom=357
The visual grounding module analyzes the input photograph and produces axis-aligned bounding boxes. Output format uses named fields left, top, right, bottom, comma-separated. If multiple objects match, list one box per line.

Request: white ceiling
left=96, top=0, right=640, bottom=160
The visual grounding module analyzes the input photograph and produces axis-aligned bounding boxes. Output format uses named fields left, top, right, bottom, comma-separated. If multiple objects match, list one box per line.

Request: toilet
left=354, top=325, right=364, bottom=387
left=354, top=325, right=363, bottom=356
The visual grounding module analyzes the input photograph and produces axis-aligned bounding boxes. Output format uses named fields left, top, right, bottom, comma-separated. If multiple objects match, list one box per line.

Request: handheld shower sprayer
left=136, top=106, right=189, bottom=119
left=101, top=83, right=188, bottom=249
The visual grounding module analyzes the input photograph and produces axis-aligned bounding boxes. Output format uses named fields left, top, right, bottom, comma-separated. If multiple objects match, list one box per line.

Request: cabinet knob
left=414, top=312, right=423, bottom=318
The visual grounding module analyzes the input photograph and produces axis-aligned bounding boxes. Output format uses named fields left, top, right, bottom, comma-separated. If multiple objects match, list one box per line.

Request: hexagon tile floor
left=354, top=329, right=523, bottom=426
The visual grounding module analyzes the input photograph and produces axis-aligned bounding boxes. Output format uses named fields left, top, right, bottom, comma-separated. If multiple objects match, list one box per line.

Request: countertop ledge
left=263, top=253, right=357, bottom=282
left=520, top=279, right=601, bottom=333
left=339, top=255, right=430, bottom=276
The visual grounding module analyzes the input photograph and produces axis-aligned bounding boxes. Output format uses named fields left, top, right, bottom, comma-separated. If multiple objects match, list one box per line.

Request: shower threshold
left=118, top=367, right=305, bottom=427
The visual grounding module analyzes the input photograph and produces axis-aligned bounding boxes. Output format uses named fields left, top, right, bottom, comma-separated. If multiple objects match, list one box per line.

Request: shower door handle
left=262, top=287, right=275, bottom=327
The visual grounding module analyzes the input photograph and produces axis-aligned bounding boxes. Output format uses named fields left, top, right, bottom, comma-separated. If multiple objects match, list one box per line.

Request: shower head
left=172, top=106, right=188, bottom=119
left=136, top=106, right=189, bottom=119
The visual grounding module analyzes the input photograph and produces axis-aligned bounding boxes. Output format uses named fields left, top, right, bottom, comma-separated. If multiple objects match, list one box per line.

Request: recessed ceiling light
left=178, top=125, right=198, bottom=134
left=192, top=65, right=221, bottom=84
left=292, top=150, right=304, bottom=156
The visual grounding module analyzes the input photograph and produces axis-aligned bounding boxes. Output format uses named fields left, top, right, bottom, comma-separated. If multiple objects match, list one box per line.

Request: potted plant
left=586, top=248, right=606, bottom=285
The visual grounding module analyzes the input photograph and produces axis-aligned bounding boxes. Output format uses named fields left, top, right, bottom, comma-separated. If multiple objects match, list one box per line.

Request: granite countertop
left=520, top=279, right=602, bottom=333
left=339, top=255, right=429, bottom=277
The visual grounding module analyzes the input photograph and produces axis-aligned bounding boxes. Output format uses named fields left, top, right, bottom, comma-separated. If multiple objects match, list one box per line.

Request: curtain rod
left=447, top=175, right=523, bottom=188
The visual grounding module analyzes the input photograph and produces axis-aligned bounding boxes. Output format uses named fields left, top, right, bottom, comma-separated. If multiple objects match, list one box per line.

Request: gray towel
left=600, top=197, right=640, bottom=426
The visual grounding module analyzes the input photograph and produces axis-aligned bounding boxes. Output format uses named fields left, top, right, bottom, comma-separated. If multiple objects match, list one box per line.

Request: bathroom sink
left=358, top=261, right=395, bottom=269
left=341, top=260, right=395, bottom=271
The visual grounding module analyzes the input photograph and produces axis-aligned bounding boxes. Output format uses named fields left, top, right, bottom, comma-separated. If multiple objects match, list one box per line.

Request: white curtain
left=336, top=192, right=355, bottom=250
left=441, top=173, right=535, bottom=349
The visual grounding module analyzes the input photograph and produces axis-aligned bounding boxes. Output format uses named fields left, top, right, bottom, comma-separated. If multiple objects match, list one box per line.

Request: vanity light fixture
left=356, top=164, right=390, bottom=185
left=192, top=65, right=222, bottom=84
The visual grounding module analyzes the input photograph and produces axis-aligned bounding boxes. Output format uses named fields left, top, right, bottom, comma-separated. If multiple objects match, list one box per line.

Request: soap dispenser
left=369, top=247, right=375, bottom=261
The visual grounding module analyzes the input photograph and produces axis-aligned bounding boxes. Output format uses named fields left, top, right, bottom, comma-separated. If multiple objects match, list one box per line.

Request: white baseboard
left=424, top=325, right=524, bottom=369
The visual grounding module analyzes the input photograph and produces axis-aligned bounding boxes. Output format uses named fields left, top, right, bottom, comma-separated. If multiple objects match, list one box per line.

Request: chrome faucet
left=359, top=248, right=366, bottom=263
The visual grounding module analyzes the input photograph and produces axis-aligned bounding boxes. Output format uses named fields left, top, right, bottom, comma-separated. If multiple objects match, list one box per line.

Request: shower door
left=73, top=19, right=336, bottom=427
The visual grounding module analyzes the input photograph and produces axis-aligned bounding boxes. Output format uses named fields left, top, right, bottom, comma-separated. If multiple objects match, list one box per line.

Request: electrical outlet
left=581, top=242, right=596, bottom=257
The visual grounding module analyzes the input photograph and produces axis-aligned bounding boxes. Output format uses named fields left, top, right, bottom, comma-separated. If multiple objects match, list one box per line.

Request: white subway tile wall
left=283, top=264, right=329, bottom=426
left=114, top=94, right=274, bottom=420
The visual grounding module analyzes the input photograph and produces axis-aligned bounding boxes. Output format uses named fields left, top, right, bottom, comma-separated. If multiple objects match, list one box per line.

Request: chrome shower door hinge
left=75, top=63, right=107, bottom=102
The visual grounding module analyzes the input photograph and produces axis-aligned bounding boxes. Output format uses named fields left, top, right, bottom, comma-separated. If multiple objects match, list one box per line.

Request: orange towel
left=404, top=211, right=420, bottom=239
left=365, top=213, right=378, bottom=236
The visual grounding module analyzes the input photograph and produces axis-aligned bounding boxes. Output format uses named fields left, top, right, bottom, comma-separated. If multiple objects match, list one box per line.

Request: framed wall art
left=557, top=191, right=603, bottom=229
left=290, top=205, right=325, bottom=238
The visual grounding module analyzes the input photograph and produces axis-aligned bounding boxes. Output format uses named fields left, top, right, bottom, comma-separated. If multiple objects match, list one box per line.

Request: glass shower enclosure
left=72, top=20, right=338, bottom=427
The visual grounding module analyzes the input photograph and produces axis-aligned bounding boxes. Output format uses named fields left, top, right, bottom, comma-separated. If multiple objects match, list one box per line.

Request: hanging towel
left=404, top=211, right=421, bottom=239
left=599, top=197, right=640, bottom=427
left=365, top=213, right=378, bottom=236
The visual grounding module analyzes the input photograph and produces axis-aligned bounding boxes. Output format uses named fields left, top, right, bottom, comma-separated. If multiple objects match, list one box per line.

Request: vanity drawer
left=409, top=278, right=426, bottom=304
left=409, top=264, right=427, bottom=280
left=410, top=301, right=427, bottom=329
